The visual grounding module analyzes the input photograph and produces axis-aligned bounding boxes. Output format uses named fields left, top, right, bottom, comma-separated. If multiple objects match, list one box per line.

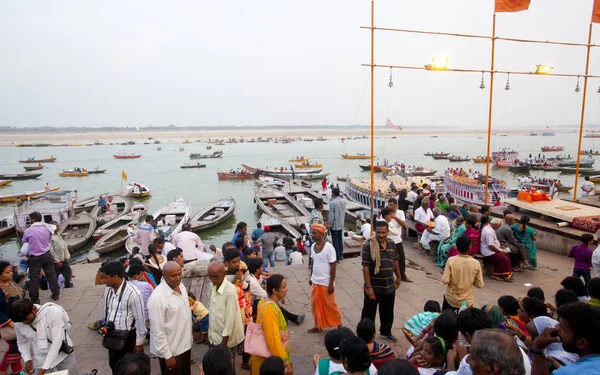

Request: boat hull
left=58, top=171, right=89, bottom=177
left=93, top=211, right=140, bottom=240
left=152, top=199, right=191, bottom=241
left=57, top=212, right=97, bottom=251
left=255, top=186, right=310, bottom=229
left=95, top=228, right=130, bottom=254
left=0, top=173, right=42, bottom=180
left=90, top=196, right=132, bottom=225
left=24, top=165, right=43, bottom=171
left=19, top=157, right=56, bottom=163
left=443, top=172, right=509, bottom=206
left=0, top=187, right=59, bottom=203
left=262, top=172, right=330, bottom=181
left=217, top=172, right=252, bottom=180
left=189, top=198, right=236, bottom=231
left=113, top=155, right=142, bottom=159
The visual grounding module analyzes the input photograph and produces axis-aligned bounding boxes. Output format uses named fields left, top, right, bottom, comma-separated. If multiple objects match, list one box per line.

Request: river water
left=1, top=132, right=596, bottom=262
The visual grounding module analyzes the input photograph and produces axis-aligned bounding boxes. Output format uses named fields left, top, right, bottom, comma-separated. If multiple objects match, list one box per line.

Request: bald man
left=147, top=261, right=192, bottom=375
left=467, top=330, right=526, bottom=375
left=207, top=262, right=244, bottom=357
left=496, top=214, right=531, bottom=270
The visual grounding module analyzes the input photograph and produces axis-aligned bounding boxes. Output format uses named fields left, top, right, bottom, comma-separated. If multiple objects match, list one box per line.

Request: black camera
left=98, top=321, right=115, bottom=336
left=60, top=341, right=74, bottom=355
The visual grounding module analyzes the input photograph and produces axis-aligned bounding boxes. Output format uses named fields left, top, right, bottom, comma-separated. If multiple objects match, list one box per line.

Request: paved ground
left=52, top=236, right=577, bottom=375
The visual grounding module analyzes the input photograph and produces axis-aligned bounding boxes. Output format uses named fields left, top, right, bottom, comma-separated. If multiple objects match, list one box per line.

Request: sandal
left=490, top=275, right=503, bottom=282
left=307, top=327, right=322, bottom=333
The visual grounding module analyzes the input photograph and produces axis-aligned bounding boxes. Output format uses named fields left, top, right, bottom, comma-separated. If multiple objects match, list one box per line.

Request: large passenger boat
left=443, top=171, right=510, bottom=206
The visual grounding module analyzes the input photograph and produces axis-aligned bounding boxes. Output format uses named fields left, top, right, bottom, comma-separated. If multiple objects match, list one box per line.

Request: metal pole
left=484, top=14, right=497, bottom=204
left=370, top=0, right=375, bottom=221
left=573, top=23, right=594, bottom=203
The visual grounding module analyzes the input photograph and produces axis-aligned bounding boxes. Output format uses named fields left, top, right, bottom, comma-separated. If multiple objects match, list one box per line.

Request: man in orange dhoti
left=307, top=224, right=342, bottom=333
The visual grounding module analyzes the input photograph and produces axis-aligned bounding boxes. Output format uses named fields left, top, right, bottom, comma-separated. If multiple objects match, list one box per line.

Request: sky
left=1, top=0, right=600, bottom=129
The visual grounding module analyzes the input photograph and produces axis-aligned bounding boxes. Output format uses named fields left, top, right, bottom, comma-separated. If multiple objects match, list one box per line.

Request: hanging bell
left=388, top=67, right=394, bottom=88
left=575, top=76, right=581, bottom=93
left=505, top=82, right=511, bottom=91
left=479, top=79, right=486, bottom=90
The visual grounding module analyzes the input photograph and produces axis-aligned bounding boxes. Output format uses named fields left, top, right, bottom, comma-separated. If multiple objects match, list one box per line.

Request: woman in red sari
left=448, top=216, right=481, bottom=258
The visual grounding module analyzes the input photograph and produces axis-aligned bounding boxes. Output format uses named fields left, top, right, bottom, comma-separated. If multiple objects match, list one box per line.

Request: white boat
left=90, top=195, right=132, bottom=225
left=443, top=171, right=510, bottom=206
left=255, top=185, right=310, bottom=229
left=0, top=216, right=15, bottom=237
left=14, top=190, right=76, bottom=234
left=93, top=211, right=141, bottom=240
left=152, top=198, right=191, bottom=240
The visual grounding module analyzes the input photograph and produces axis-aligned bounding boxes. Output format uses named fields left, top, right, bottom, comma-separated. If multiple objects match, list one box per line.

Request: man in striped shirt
left=99, top=261, right=146, bottom=373
left=361, top=218, right=401, bottom=343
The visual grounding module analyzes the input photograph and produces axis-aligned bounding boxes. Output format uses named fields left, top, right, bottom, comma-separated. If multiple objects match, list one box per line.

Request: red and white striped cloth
left=386, top=119, right=402, bottom=131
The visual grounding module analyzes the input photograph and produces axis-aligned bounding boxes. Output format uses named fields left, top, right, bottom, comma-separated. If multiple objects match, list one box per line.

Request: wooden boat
left=24, top=165, right=43, bottom=171
left=217, top=171, right=253, bottom=180
left=88, top=168, right=107, bottom=174
left=558, top=186, right=574, bottom=192
left=508, top=164, right=531, bottom=173
left=242, top=164, right=323, bottom=175
left=495, top=160, right=511, bottom=168
left=181, top=163, right=206, bottom=169
left=189, top=198, right=236, bottom=231
left=0, top=216, right=15, bottom=238
left=448, top=156, right=471, bottom=162
left=289, top=158, right=308, bottom=162
left=341, top=154, right=371, bottom=160
left=263, top=171, right=330, bottom=181
left=359, top=165, right=390, bottom=172
left=57, top=212, right=97, bottom=251
left=259, top=214, right=301, bottom=239
left=95, top=227, right=130, bottom=254
left=0, top=180, right=12, bottom=187
left=0, top=187, right=59, bottom=203
left=14, top=190, right=76, bottom=233
left=589, top=175, right=600, bottom=183
left=113, top=153, right=142, bottom=159
left=255, top=185, right=310, bottom=229
left=444, top=171, right=510, bottom=206
left=0, top=173, right=42, bottom=180
left=541, top=146, right=564, bottom=152
left=73, top=194, right=108, bottom=214
left=189, top=150, right=223, bottom=159
left=558, top=157, right=594, bottom=167
left=19, top=157, right=57, bottom=163
left=90, top=195, right=132, bottom=225
left=401, top=169, right=438, bottom=177
left=124, top=183, right=151, bottom=198
left=132, top=203, right=148, bottom=218
left=531, top=164, right=562, bottom=172
left=580, top=150, right=600, bottom=156
left=559, top=168, right=600, bottom=176
left=424, top=151, right=446, bottom=156
left=337, top=176, right=349, bottom=182
left=472, top=157, right=491, bottom=163
left=58, top=169, right=89, bottom=177
left=152, top=198, right=191, bottom=240
left=93, top=211, right=140, bottom=240
left=294, top=163, right=323, bottom=169
left=431, top=154, right=451, bottom=160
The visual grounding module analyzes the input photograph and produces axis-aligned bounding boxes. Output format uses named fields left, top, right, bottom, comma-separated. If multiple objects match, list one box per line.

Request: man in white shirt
left=387, top=198, right=410, bottom=282
left=406, top=185, right=419, bottom=203
left=420, top=208, right=450, bottom=251
left=148, top=261, right=192, bottom=375
left=11, top=300, right=81, bottom=375
left=414, top=199, right=434, bottom=240
left=361, top=218, right=372, bottom=239
left=481, top=219, right=513, bottom=282
left=289, top=248, right=304, bottom=265
left=581, top=176, right=596, bottom=196
left=207, top=262, right=244, bottom=357
left=155, top=237, right=176, bottom=257
left=172, top=224, right=205, bottom=263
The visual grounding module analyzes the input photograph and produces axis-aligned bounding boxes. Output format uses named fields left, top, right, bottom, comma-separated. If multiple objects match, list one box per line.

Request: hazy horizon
left=1, top=0, right=600, bottom=129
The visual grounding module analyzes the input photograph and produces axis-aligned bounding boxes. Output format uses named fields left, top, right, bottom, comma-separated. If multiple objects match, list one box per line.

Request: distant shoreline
left=0, top=127, right=578, bottom=146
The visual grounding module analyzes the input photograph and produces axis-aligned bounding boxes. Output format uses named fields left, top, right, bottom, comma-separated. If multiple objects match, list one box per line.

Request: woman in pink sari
left=448, top=216, right=481, bottom=258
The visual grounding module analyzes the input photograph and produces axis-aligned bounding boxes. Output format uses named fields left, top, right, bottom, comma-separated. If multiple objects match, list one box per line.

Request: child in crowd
left=130, top=247, right=144, bottom=262
left=313, top=327, right=378, bottom=375
left=289, top=247, right=304, bottom=265
left=356, top=318, right=396, bottom=369
left=568, top=233, right=594, bottom=288
left=188, top=292, right=209, bottom=344
left=409, top=336, right=447, bottom=375
left=402, top=300, right=442, bottom=345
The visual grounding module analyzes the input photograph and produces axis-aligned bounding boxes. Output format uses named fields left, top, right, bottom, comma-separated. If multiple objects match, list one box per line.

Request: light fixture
left=479, top=71, right=486, bottom=90
left=575, top=76, right=581, bottom=93
left=505, top=73, right=511, bottom=91
left=535, top=65, right=554, bottom=75
left=388, top=67, right=394, bottom=88
left=425, top=57, right=449, bottom=71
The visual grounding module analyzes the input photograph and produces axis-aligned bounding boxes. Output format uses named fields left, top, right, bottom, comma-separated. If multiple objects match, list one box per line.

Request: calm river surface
left=0, top=132, right=596, bottom=262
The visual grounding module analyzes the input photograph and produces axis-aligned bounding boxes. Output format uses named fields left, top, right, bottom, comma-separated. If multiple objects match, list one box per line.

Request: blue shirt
left=554, top=355, right=600, bottom=375
left=251, top=228, right=264, bottom=240
left=232, top=231, right=242, bottom=244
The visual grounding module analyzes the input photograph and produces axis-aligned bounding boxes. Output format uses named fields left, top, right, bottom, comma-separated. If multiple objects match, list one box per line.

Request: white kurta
left=420, top=215, right=450, bottom=250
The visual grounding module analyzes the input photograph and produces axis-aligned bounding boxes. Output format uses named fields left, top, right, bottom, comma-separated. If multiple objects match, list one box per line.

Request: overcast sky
left=1, top=0, right=599, bottom=128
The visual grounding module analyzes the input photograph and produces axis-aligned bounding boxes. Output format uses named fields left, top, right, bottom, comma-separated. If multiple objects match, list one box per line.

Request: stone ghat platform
left=55, top=236, right=576, bottom=375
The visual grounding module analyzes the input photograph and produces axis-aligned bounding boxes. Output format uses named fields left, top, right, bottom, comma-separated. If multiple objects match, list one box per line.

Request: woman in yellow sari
left=251, top=274, right=291, bottom=375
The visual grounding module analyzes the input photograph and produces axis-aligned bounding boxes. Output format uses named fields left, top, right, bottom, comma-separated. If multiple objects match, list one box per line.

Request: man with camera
left=10, top=298, right=81, bottom=375
left=99, top=260, right=147, bottom=373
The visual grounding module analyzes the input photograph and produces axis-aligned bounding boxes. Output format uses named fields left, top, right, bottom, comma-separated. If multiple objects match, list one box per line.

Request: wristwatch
left=529, top=347, right=547, bottom=358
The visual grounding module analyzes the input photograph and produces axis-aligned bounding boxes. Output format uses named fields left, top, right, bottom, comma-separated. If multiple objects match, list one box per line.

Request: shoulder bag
left=101, top=280, right=136, bottom=352
left=244, top=300, right=290, bottom=358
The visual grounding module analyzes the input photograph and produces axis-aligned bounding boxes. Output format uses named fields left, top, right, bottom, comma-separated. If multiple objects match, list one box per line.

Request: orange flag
left=593, top=0, right=600, bottom=23
left=495, top=0, right=531, bottom=13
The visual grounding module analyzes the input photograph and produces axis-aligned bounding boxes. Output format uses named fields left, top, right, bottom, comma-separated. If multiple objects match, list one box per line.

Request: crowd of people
left=5, top=178, right=600, bottom=375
